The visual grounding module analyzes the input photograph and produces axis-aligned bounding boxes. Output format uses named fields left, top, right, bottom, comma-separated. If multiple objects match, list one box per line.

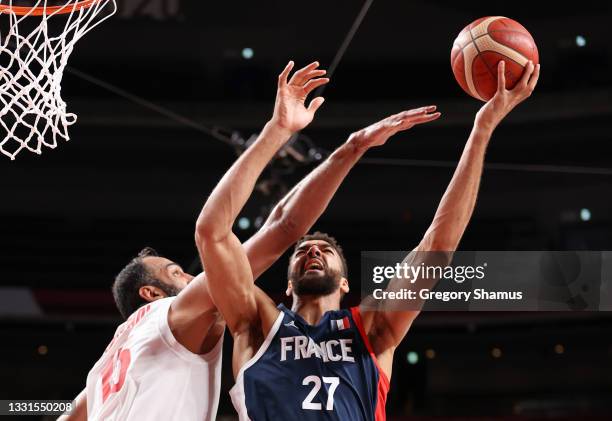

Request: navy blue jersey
left=230, top=304, right=389, bottom=421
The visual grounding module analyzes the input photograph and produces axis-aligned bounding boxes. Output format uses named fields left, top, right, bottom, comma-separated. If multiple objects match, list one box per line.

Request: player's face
left=288, top=240, right=346, bottom=296
left=142, top=256, right=194, bottom=295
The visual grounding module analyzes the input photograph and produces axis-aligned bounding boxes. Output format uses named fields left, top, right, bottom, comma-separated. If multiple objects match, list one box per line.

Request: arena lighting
left=491, top=347, right=502, bottom=358
left=580, top=208, right=592, bottom=221
left=425, top=349, right=436, bottom=360
left=575, top=35, right=586, bottom=47
left=238, top=217, right=251, bottom=230
left=554, top=344, right=565, bottom=354
left=37, top=345, right=48, bottom=356
left=241, top=47, right=254, bottom=59
left=407, top=351, right=419, bottom=365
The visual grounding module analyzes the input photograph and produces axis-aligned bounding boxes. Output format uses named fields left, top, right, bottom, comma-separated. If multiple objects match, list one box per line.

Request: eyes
left=294, top=247, right=334, bottom=257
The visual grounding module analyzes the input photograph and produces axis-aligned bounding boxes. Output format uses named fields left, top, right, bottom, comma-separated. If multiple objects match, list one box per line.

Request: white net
left=0, top=0, right=116, bottom=160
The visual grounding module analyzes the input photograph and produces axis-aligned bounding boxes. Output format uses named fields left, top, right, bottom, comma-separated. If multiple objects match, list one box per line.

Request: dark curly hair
left=112, top=247, right=178, bottom=319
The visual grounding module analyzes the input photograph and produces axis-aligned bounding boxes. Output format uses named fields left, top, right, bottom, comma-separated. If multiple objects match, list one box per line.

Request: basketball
left=451, top=16, right=539, bottom=101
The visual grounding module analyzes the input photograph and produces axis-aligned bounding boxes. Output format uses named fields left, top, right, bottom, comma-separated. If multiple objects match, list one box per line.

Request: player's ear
left=339, top=277, right=349, bottom=295
left=286, top=280, right=293, bottom=297
left=139, top=285, right=166, bottom=302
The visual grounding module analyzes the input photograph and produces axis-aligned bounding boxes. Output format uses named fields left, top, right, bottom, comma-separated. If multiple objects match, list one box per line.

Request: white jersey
left=85, top=297, right=223, bottom=421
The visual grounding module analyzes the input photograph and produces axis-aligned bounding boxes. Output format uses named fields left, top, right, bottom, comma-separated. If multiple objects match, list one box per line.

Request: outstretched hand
left=271, top=61, right=329, bottom=133
left=475, top=60, right=541, bottom=132
left=348, top=106, right=441, bottom=150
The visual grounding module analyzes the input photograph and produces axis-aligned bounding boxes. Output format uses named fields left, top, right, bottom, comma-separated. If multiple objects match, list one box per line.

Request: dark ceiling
left=1, top=0, right=611, bottom=315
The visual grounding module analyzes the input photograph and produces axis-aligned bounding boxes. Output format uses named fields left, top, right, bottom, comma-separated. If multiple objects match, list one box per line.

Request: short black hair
left=290, top=232, right=348, bottom=278
left=112, top=247, right=166, bottom=319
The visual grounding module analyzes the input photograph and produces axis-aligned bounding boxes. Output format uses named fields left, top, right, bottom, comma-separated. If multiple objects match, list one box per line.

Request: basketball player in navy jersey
left=61, top=60, right=440, bottom=421
left=198, top=60, right=540, bottom=420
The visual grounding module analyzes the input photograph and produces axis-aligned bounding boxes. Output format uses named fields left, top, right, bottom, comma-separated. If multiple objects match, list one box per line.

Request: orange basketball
left=451, top=16, right=539, bottom=101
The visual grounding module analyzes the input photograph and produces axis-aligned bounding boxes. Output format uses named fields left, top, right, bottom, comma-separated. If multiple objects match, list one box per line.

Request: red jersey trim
left=350, top=306, right=390, bottom=421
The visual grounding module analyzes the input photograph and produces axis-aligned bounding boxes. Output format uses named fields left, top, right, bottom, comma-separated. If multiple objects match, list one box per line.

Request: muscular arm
left=241, top=136, right=371, bottom=278
left=171, top=72, right=443, bottom=355
left=169, top=62, right=329, bottom=353
left=241, top=106, right=443, bottom=278
left=57, top=389, right=86, bottom=421
left=194, top=62, right=327, bottom=336
left=170, top=124, right=381, bottom=353
left=171, top=120, right=294, bottom=352
left=364, top=61, right=541, bottom=377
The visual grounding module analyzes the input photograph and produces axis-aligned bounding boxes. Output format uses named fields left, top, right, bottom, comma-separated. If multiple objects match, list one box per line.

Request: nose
left=307, top=245, right=322, bottom=258
left=186, top=273, right=195, bottom=283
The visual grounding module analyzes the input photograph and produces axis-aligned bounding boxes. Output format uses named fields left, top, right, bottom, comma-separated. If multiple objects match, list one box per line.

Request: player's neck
left=291, top=294, right=340, bottom=326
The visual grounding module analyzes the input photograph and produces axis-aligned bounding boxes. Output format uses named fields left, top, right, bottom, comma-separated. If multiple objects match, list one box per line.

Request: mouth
left=303, top=258, right=325, bottom=273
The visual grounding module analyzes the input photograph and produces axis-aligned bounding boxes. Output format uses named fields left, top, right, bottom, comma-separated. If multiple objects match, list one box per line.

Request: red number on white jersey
left=101, top=347, right=131, bottom=403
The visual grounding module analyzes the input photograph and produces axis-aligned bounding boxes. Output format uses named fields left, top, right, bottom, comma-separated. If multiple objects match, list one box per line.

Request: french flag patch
left=332, top=316, right=350, bottom=331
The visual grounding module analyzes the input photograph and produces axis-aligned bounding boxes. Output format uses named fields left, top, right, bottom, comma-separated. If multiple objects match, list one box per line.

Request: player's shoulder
left=121, top=298, right=172, bottom=333
left=252, top=286, right=282, bottom=337
left=102, top=299, right=170, bottom=356
left=253, top=285, right=276, bottom=307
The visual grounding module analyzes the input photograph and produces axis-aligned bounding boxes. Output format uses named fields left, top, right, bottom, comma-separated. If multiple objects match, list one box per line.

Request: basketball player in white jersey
left=198, top=60, right=540, bottom=420
left=59, top=61, right=338, bottom=421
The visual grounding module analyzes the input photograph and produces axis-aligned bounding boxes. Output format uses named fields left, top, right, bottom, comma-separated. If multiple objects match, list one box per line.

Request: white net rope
left=0, top=0, right=116, bottom=159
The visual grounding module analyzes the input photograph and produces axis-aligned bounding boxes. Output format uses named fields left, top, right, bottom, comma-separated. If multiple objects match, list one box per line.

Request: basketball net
left=0, top=0, right=116, bottom=160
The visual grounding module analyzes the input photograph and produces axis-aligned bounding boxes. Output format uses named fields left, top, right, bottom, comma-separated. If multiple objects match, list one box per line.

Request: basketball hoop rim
left=0, top=0, right=102, bottom=16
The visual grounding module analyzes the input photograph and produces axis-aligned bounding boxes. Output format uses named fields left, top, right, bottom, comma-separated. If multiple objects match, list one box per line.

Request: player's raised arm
left=420, top=61, right=539, bottom=251
left=243, top=105, right=442, bottom=279
left=363, top=61, right=541, bottom=376
left=194, top=61, right=328, bottom=334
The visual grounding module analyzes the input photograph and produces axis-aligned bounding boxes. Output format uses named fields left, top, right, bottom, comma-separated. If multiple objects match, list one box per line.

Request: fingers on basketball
left=497, top=61, right=506, bottom=92
left=512, top=61, right=538, bottom=100
left=527, top=63, right=541, bottom=93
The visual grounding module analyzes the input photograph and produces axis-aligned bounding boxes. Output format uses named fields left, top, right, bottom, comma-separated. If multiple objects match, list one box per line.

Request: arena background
left=1, top=0, right=612, bottom=419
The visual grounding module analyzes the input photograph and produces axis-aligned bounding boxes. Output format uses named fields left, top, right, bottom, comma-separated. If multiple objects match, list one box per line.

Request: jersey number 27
left=302, top=375, right=340, bottom=411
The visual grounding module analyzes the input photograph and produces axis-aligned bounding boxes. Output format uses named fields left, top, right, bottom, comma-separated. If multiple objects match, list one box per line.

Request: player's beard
left=291, top=266, right=342, bottom=297
left=153, top=280, right=182, bottom=297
